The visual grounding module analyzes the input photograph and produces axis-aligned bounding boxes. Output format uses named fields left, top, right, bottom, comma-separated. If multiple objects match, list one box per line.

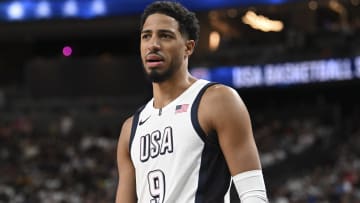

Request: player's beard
left=143, top=63, right=177, bottom=83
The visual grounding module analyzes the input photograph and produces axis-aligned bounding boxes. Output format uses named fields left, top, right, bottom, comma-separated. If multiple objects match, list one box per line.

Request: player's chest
left=132, top=113, right=200, bottom=164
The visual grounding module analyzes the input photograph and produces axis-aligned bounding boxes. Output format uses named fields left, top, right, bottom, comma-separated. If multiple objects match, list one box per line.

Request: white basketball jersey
left=129, top=79, right=238, bottom=203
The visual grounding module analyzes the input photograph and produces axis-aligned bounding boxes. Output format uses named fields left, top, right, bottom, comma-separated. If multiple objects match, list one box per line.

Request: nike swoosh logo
left=139, top=115, right=151, bottom=126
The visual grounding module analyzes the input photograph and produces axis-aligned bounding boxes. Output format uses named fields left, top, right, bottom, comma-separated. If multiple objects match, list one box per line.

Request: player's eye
left=141, top=34, right=151, bottom=40
left=160, top=34, right=173, bottom=39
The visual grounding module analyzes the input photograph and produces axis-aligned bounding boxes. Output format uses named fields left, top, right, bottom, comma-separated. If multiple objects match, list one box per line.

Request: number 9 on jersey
left=148, top=170, right=166, bottom=203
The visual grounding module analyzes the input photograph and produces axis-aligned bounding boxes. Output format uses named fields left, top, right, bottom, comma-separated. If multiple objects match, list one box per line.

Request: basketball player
left=116, top=1, right=268, bottom=202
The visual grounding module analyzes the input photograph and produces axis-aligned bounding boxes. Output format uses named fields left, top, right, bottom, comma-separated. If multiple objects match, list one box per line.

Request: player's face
left=140, top=13, right=188, bottom=83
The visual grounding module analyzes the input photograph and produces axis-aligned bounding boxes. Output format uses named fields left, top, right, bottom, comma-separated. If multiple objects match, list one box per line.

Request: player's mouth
left=146, top=54, right=164, bottom=68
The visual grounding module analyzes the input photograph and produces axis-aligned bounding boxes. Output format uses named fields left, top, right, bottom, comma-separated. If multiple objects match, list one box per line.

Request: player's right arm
left=115, top=117, right=137, bottom=203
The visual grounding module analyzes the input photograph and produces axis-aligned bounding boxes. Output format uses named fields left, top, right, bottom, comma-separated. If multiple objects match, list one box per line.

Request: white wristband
left=232, top=170, right=268, bottom=203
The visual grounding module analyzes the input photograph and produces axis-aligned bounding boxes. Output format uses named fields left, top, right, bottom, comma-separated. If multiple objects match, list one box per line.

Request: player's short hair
left=140, top=1, right=200, bottom=44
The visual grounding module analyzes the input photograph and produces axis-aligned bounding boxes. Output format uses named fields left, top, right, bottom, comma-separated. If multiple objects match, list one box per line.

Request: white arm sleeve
left=232, top=170, right=268, bottom=203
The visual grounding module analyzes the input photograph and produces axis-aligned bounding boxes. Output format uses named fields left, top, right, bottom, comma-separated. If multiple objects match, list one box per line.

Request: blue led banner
left=0, top=0, right=302, bottom=22
left=191, top=56, right=360, bottom=89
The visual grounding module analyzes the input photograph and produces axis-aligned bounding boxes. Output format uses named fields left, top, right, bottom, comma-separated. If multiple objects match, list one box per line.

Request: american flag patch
left=175, top=104, right=189, bottom=114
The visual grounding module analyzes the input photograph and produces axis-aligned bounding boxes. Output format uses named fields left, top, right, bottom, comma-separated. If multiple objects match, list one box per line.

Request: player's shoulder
left=119, top=114, right=136, bottom=140
left=203, top=82, right=239, bottom=101
left=121, top=116, right=134, bottom=131
left=200, top=82, right=246, bottom=114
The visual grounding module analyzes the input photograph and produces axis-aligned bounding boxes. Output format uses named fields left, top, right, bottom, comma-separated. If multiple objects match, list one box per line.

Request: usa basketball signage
left=191, top=56, right=360, bottom=88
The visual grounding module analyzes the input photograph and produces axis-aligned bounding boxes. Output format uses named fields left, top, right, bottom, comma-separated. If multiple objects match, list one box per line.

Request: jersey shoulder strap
left=129, top=104, right=146, bottom=151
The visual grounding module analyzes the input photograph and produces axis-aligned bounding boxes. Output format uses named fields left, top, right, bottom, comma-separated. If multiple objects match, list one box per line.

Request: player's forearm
left=115, top=179, right=137, bottom=203
left=115, top=191, right=137, bottom=203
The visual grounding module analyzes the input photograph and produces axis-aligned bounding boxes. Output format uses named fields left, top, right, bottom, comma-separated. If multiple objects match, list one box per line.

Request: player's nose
left=147, top=37, right=161, bottom=51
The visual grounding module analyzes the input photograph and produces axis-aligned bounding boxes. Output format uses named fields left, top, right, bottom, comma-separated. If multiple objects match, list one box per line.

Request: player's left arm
left=199, top=84, right=268, bottom=202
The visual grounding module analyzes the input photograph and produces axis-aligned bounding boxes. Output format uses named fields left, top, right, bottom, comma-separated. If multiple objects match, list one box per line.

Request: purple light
left=62, top=46, right=72, bottom=56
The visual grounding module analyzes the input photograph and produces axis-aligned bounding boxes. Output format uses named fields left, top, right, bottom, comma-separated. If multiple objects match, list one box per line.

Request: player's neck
left=152, top=75, right=196, bottom=109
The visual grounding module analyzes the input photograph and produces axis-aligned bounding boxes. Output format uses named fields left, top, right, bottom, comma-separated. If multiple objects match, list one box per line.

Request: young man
left=116, top=1, right=268, bottom=202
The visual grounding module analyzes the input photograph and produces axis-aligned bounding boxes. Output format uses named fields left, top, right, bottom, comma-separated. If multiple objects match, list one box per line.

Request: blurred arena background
left=0, top=0, right=359, bottom=202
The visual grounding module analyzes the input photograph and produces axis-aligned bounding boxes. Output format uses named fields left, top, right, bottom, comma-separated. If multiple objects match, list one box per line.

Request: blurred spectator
left=60, top=113, right=74, bottom=136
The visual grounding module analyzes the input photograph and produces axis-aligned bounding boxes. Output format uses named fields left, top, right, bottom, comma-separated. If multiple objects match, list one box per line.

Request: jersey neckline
left=147, top=79, right=208, bottom=116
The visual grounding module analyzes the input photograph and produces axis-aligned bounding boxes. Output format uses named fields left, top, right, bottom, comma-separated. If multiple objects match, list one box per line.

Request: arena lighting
left=36, top=0, right=51, bottom=19
left=91, top=0, right=106, bottom=16
left=329, top=0, right=346, bottom=14
left=355, top=56, right=360, bottom=78
left=308, top=0, right=318, bottom=10
left=329, top=0, right=349, bottom=24
left=63, top=0, right=78, bottom=17
left=7, top=1, right=24, bottom=20
left=242, top=10, right=284, bottom=32
left=209, top=31, right=221, bottom=52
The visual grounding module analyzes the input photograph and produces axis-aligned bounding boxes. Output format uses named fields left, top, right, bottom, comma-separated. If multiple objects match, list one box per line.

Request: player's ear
left=185, top=40, right=195, bottom=56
